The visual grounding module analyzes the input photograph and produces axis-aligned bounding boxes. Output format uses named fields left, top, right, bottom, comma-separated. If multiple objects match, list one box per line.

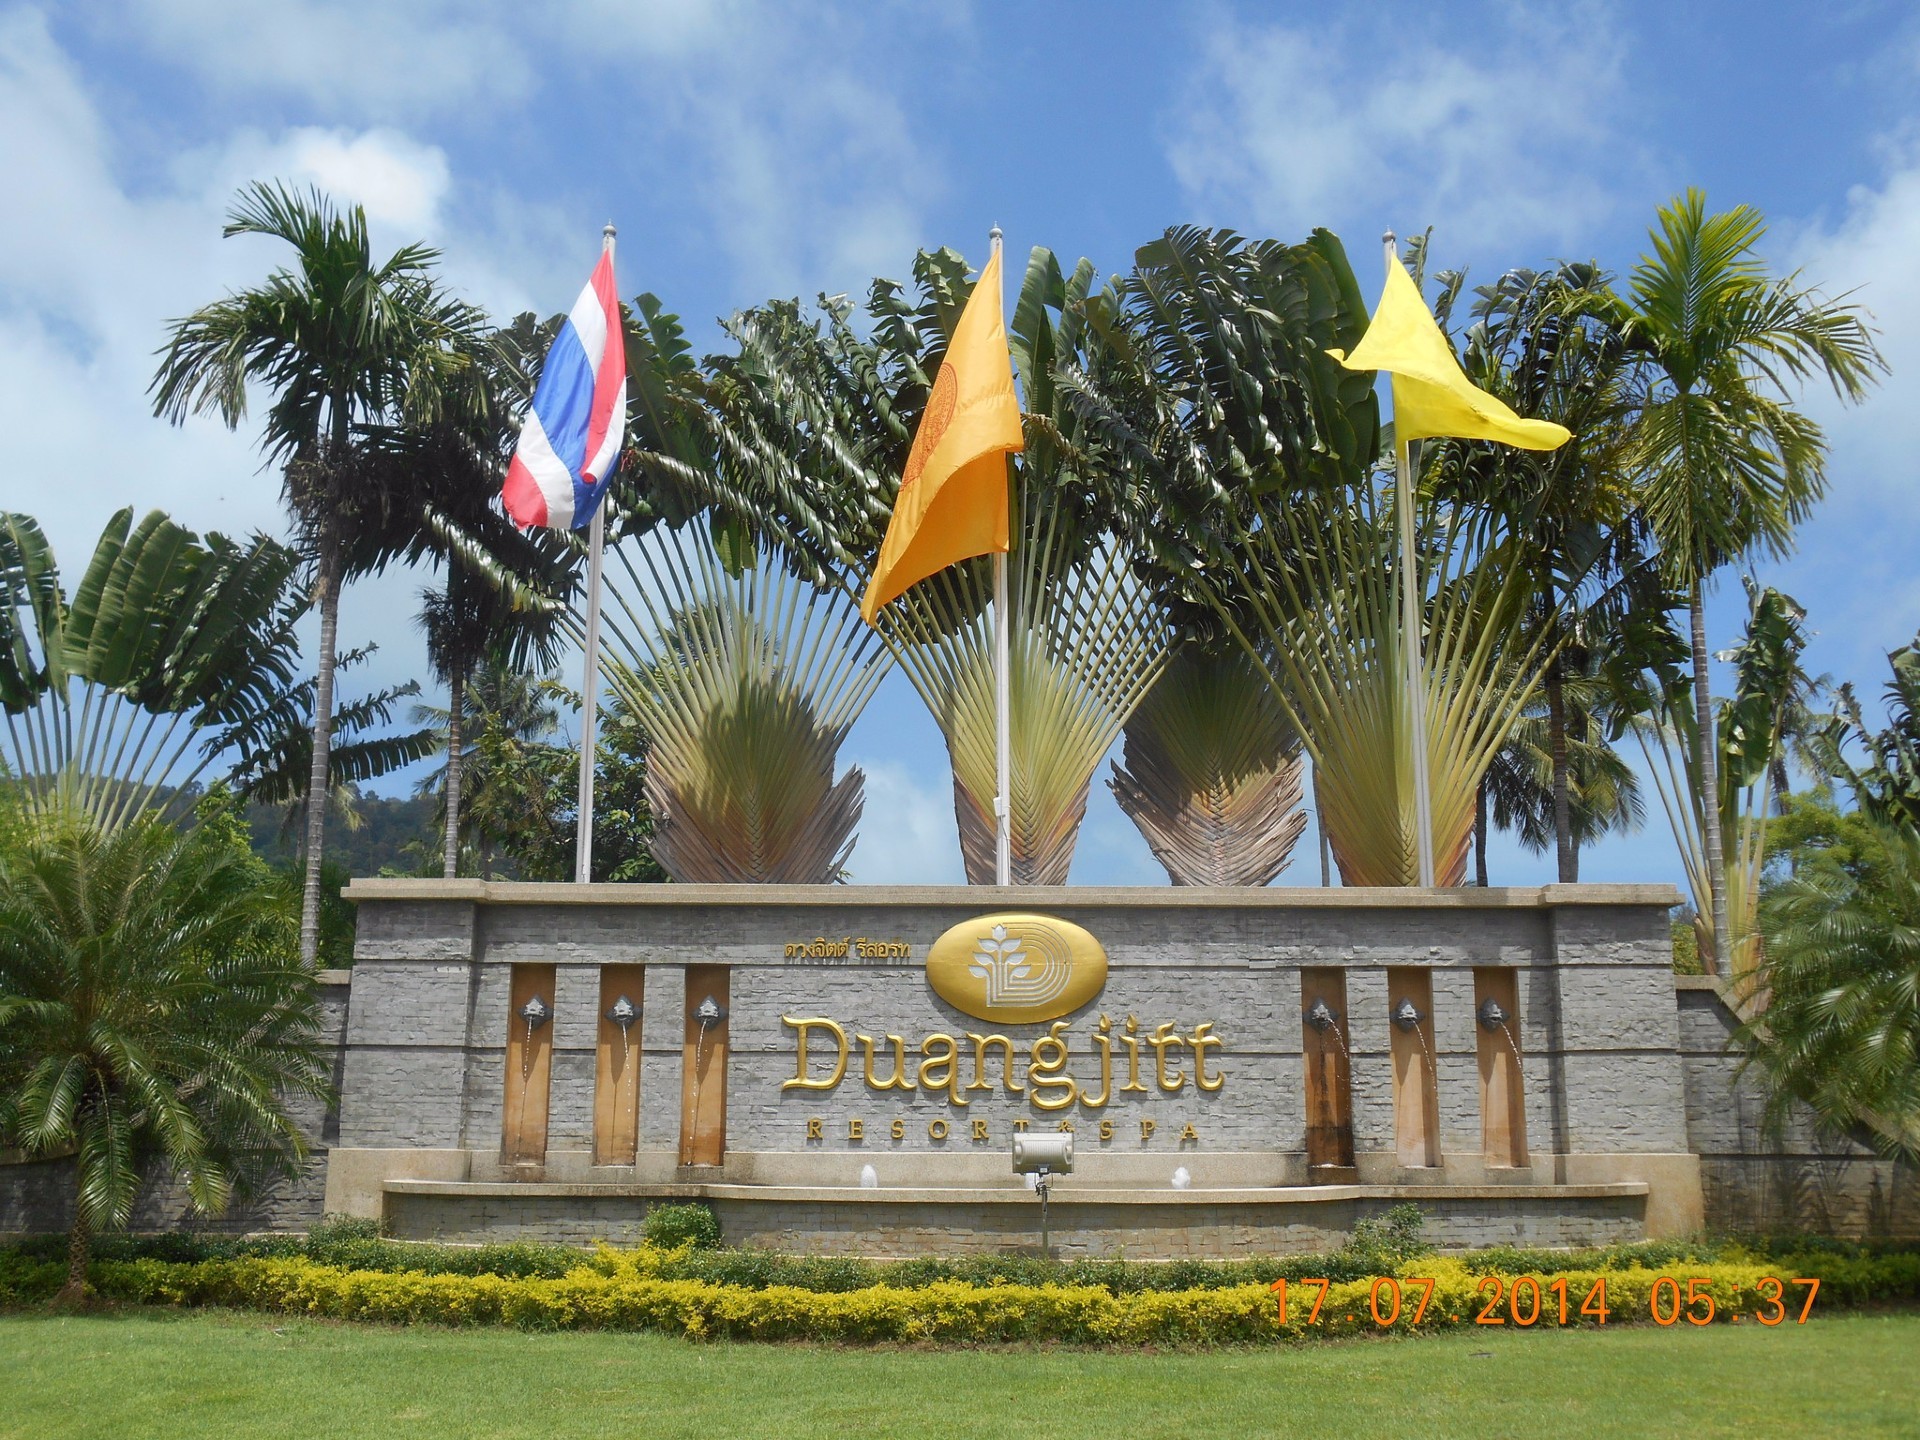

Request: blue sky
left=4, top=1, right=1918, bottom=887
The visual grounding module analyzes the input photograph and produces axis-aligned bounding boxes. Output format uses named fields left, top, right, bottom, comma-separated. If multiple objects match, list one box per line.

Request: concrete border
left=343, top=879, right=1682, bottom=910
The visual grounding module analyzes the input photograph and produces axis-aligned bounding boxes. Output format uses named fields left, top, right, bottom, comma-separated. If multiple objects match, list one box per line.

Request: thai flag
left=501, top=250, right=626, bottom=530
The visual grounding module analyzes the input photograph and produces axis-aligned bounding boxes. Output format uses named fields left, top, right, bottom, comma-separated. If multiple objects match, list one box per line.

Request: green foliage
left=1745, top=808, right=1920, bottom=1159
left=1109, top=645, right=1308, bottom=886
left=0, top=509, right=310, bottom=832
left=642, top=1203, right=721, bottom=1251
left=1816, top=628, right=1920, bottom=833
left=6, top=1245, right=1917, bottom=1345
left=598, top=531, right=886, bottom=884
left=1340, top=1202, right=1432, bottom=1269
left=1671, top=912, right=1703, bottom=975
left=433, top=666, right=665, bottom=883
left=1634, top=582, right=1812, bottom=979
left=0, top=812, right=331, bottom=1294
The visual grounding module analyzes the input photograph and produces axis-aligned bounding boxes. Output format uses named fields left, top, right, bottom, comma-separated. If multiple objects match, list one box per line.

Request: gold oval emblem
left=925, top=913, right=1107, bottom=1024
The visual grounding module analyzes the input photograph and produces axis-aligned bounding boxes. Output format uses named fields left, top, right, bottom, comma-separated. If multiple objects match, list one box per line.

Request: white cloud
left=1787, top=139, right=1920, bottom=512
left=843, top=759, right=963, bottom=885
left=108, top=0, right=532, bottom=118
left=97, top=0, right=950, bottom=304
left=1165, top=5, right=1640, bottom=256
left=0, top=11, right=484, bottom=714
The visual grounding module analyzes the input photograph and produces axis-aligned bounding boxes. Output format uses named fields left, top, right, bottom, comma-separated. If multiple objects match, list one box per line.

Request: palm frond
left=591, top=526, right=889, bottom=883
left=1110, top=646, right=1307, bottom=885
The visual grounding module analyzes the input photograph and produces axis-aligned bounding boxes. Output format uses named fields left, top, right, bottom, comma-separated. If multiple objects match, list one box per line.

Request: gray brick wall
left=1677, top=983, right=1919, bottom=1238
left=384, top=1186, right=1645, bottom=1256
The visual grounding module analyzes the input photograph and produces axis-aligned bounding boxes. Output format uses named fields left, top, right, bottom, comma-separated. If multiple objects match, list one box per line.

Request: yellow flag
left=1331, top=257, right=1571, bottom=451
left=860, top=247, right=1025, bottom=623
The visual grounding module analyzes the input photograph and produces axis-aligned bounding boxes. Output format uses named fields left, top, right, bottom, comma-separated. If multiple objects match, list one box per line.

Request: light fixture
left=1011, top=1133, right=1074, bottom=1256
left=1305, top=997, right=1340, bottom=1032
left=1392, top=997, right=1426, bottom=1032
left=1477, top=998, right=1509, bottom=1031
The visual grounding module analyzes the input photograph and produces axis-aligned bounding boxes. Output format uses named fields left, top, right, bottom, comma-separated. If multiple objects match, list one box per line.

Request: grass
left=1, top=1308, right=1916, bottom=1439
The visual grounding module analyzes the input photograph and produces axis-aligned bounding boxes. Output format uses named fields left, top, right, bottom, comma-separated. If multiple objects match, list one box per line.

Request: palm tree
left=690, top=247, right=1170, bottom=883
left=0, top=810, right=330, bottom=1300
left=151, top=182, right=493, bottom=963
left=1428, top=258, right=1648, bottom=882
left=1481, top=661, right=1643, bottom=882
left=0, top=509, right=304, bottom=830
left=1611, top=190, right=1884, bottom=972
left=394, top=312, right=582, bottom=878
left=596, top=528, right=887, bottom=884
left=1109, top=644, right=1309, bottom=886
left=1743, top=811, right=1920, bottom=1160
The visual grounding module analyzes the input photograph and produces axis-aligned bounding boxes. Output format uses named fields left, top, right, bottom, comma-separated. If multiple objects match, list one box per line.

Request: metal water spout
left=519, top=995, right=552, bottom=1029
left=1392, top=998, right=1426, bottom=1031
left=1305, top=998, right=1340, bottom=1032
left=1476, top=998, right=1509, bottom=1031
left=605, top=994, right=637, bottom=1062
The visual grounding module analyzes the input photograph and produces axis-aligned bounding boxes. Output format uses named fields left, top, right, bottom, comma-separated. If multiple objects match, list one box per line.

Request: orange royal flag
left=860, top=247, right=1025, bottom=623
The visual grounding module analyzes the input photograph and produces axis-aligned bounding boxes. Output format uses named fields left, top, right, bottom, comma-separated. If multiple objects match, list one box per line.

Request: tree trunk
left=59, top=1167, right=91, bottom=1303
left=299, top=530, right=341, bottom=968
left=1691, top=583, right=1732, bottom=976
left=1474, top=774, right=1489, bottom=888
left=1547, top=650, right=1575, bottom=884
left=443, top=662, right=464, bottom=879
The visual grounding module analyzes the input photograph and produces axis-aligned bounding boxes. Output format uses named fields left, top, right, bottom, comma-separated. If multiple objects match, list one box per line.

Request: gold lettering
left=1150, top=1022, right=1187, bottom=1092
left=782, top=1017, right=848, bottom=1090
left=848, top=1118, right=864, bottom=1141
left=1080, top=1014, right=1113, bottom=1109
left=1189, top=1022, right=1224, bottom=1092
left=1014, top=1118, right=1030, bottom=1132
left=917, top=1033, right=967, bottom=1106
left=1140, top=1118, right=1156, bottom=1142
left=890, top=1118, right=905, bottom=1140
left=1028, top=1020, right=1079, bottom=1111
left=1057, top=1120, right=1074, bottom=1133
left=1119, top=1015, right=1148, bottom=1093
left=1180, top=1123, right=1198, bottom=1142
left=1099, top=1119, right=1114, bottom=1142
left=965, top=1032, right=1024, bottom=1093
left=857, top=1033, right=916, bottom=1091
left=971, top=1119, right=989, bottom=1142
left=805, top=1117, right=823, bottom=1140
left=929, top=1118, right=949, bottom=1141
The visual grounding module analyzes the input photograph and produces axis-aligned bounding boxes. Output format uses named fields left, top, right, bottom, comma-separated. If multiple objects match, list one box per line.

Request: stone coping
left=344, top=879, right=1681, bottom=910
left=384, top=1179, right=1649, bottom=1206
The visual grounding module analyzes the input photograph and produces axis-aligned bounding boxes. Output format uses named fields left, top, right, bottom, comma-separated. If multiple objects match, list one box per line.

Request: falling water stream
left=512, top=1014, right=536, bottom=1156
left=1497, top=1021, right=1527, bottom=1084
left=684, top=1016, right=715, bottom=1165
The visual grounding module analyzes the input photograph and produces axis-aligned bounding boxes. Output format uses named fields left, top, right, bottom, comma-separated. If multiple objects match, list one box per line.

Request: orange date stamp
left=1269, top=1275, right=1822, bottom=1327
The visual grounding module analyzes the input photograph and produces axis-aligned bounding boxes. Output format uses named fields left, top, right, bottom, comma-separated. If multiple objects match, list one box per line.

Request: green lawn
left=2, top=1308, right=1916, bottom=1439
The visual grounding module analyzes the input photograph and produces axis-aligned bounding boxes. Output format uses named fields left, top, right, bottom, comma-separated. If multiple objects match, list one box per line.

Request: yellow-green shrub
left=64, top=1250, right=1918, bottom=1346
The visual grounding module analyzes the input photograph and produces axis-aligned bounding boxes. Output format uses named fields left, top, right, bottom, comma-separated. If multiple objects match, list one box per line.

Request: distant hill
left=243, top=788, right=441, bottom=878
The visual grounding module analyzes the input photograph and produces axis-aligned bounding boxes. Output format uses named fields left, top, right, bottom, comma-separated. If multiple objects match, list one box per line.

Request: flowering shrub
left=2, top=1247, right=1914, bottom=1346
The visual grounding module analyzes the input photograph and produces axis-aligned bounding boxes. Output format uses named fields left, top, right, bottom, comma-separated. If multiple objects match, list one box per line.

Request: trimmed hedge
left=4, top=1247, right=1917, bottom=1345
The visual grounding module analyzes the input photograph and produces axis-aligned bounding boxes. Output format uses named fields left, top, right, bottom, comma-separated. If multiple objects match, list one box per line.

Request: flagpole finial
left=989, top=225, right=1003, bottom=243
left=1382, top=229, right=1396, bottom=246
left=602, top=221, right=617, bottom=252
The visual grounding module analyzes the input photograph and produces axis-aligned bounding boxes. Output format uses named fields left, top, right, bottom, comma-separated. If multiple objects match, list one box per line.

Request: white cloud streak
left=1165, top=4, right=1641, bottom=255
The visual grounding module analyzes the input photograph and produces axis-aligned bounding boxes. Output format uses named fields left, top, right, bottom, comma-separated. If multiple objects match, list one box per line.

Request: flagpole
left=1385, top=232, right=1436, bottom=888
left=573, top=221, right=616, bottom=885
left=990, top=225, right=1012, bottom=888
